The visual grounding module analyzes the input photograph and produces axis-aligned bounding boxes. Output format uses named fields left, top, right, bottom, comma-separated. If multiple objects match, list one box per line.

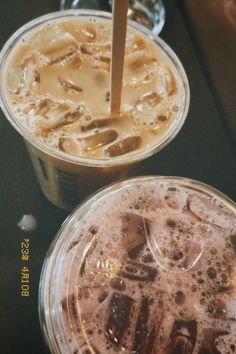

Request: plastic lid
left=39, top=176, right=236, bottom=354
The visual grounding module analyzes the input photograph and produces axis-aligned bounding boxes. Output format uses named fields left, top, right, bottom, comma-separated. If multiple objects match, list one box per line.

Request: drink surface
left=4, top=18, right=184, bottom=159
left=46, top=179, right=236, bottom=353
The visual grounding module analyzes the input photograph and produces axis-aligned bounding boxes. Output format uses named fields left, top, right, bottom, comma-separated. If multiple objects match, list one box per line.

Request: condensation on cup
left=39, top=176, right=236, bottom=353
left=0, top=10, right=189, bottom=209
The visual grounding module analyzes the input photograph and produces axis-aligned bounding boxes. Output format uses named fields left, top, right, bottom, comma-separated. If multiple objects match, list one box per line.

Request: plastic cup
left=39, top=175, right=236, bottom=354
left=0, top=10, right=190, bottom=210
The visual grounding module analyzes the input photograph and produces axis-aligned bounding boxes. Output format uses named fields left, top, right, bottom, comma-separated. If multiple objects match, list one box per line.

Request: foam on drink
left=4, top=18, right=184, bottom=159
left=40, top=177, right=236, bottom=353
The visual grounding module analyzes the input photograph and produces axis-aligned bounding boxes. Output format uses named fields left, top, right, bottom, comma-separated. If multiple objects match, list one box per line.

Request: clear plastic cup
left=39, top=176, right=236, bottom=354
left=60, top=0, right=166, bottom=36
left=0, top=10, right=190, bottom=210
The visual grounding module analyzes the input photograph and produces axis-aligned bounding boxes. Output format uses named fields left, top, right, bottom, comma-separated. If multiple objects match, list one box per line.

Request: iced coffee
left=0, top=11, right=189, bottom=208
left=39, top=176, right=236, bottom=354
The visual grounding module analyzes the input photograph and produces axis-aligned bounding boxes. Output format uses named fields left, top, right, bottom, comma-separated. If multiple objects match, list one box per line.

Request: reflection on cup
left=0, top=11, right=189, bottom=209
left=60, top=0, right=166, bottom=35
left=39, top=176, right=236, bottom=353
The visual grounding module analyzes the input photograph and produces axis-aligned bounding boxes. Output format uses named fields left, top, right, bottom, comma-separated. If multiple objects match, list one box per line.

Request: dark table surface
left=0, top=0, right=235, bottom=353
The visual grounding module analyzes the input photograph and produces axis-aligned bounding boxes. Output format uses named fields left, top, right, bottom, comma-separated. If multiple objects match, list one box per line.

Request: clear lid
left=39, top=176, right=236, bottom=354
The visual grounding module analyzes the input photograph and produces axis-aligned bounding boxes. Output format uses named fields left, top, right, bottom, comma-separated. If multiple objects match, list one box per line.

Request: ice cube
left=123, top=50, right=157, bottom=86
left=30, top=25, right=65, bottom=51
left=166, top=320, right=197, bottom=354
left=131, top=95, right=171, bottom=131
left=155, top=65, right=178, bottom=97
left=7, top=67, right=24, bottom=94
left=78, top=24, right=97, bottom=42
left=53, top=50, right=82, bottom=69
left=49, top=37, right=78, bottom=65
left=61, top=22, right=97, bottom=43
left=135, top=92, right=162, bottom=109
left=81, top=42, right=110, bottom=57
left=106, top=134, right=141, bottom=157
left=106, top=292, right=134, bottom=346
left=58, top=137, right=82, bottom=156
left=80, top=42, right=111, bottom=71
left=22, top=62, right=40, bottom=94
left=80, top=114, right=119, bottom=131
left=32, top=52, right=51, bottom=68
left=41, top=101, right=70, bottom=120
left=119, top=261, right=157, bottom=282
left=144, top=299, right=165, bottom=354
left=125, top=35, right=149, bottom=56
left=181, top=242, right=205, bottom=271
left=187, top=194, right=235, bottom=228
left=131, top=36, right=148, bottom=51
left=78, top=129, right=118, bottom=151
left=121, top=213, right=149, bottom=259
left=76, top=109, right=94, bottom=129
left=36, top=99, right=71, bottom=129
left=147, top=220, right=205, bottom=272
left=64, top=104, right=87, bottom=125
left=129, top=56, right=157, bottom=72
left=132, top=297, right=149, bottom=354
left=8, top=58, right=40, bottom=95
left=82, top=55, right=110, bottom=71
left=32, top=29, right=78, bottom=65
left=59, top=77, right=83, bottom=93
left=164, top=188, right=186, bottom=210
left=62, top=286, right=108, bottom=333
left=22, top=52, right=50, bottom=70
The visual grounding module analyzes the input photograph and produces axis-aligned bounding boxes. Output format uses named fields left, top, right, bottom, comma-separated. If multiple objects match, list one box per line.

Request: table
left=0, top=1, right=235, bottom=353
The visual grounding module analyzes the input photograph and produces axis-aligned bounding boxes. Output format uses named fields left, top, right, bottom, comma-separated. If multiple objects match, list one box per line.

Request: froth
left=4, top=18, right=185, bottom=160
left=53, top=179, right=236, bottom=353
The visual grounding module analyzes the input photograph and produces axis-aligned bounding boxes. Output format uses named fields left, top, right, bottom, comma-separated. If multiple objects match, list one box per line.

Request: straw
left=110, top=0, right=129, bottom=114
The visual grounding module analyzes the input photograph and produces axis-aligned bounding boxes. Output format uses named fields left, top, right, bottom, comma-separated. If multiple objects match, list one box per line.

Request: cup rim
left=0, top=9, right=190, bottom=167
left=38, top=175, right=236, bottom=354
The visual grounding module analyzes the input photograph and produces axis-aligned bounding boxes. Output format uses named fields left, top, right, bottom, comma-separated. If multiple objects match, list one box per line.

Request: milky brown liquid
left=4, top=19, right=184, bottom=160
left=53, top=180, right=236, bottom=353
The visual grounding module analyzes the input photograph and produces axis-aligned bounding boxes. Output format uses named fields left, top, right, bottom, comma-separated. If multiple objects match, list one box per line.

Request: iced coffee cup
left=39, top=176, right=236, bottom=354
left=0, top=10, right=189, bottom=209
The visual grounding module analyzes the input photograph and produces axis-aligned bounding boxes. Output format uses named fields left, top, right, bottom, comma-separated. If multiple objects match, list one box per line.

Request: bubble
left=211, top=248, right=218, bottom=256
left=207, top=267, right=217, bottom=279
left=207, top=299, right=227, bottom=319
left=174, top=291, right=186, bottom=305
left=106, top=134, right=141, bottom=157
